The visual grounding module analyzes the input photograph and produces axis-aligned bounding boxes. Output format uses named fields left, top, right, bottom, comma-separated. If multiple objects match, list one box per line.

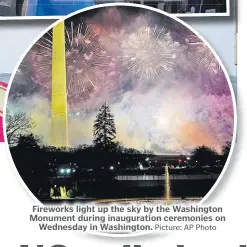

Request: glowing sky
left=7, top=6, right=235, bottom=154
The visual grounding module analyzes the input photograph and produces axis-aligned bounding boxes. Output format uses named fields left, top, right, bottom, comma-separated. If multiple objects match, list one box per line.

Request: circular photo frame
left=3, top=3, right=237, bottom=237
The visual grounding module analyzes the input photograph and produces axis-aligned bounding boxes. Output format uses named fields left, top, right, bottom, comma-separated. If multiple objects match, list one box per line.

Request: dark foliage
left=93, top=102, right=116, bottom=150
left=7, top=105, right=232, bottom=200
left=221, top=141, right=231, bottom=163
left=191, top=145, right=218, bottom=166
left=6, top=110, right=35, bottom=147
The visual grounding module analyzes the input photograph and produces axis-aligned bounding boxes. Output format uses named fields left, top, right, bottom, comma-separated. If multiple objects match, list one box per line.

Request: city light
left=59, top=168, right=71, bottom=175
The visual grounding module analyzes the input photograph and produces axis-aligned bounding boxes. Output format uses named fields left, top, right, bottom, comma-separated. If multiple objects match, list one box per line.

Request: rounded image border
left=3, top=2, right=238, bottom=238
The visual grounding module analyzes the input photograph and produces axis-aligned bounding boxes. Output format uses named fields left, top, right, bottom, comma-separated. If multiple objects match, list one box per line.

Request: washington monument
left=51, top=21, right=69, bottom=147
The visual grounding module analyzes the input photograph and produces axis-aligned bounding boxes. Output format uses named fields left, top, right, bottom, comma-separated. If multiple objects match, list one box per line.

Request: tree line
left=5, top=103, right=232, bottom=199
left=6, top=102, right=231, bottom=169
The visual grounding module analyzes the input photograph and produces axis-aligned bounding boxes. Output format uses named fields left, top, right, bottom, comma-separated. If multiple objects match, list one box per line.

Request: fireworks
left=8, top=7, right=234, bottom=153
left=121, top=25, right=179, bottom=80
left=186, top=34, right=223, bottom=77
left=25, top=22, right=112, bottom=109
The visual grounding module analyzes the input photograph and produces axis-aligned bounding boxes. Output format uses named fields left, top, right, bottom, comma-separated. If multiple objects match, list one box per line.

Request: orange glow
left=179, top=122, right=220, bottom=152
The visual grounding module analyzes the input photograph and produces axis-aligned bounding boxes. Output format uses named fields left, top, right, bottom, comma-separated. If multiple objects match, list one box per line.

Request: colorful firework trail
left=8, top=6, right=234, bottom=154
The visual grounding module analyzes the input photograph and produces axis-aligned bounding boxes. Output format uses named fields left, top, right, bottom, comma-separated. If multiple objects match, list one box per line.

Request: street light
left=60, top=168, right=65, bottom=174
left=109, top=166, right=114, bottom=170
left=59, top=168, right=72, bottom=175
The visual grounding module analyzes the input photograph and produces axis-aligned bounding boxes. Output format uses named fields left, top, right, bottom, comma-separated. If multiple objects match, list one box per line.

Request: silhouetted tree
left=191, top=145, right=218, bottom=166
left=17, top=133, right=41, bottom=149
left=221, top=141, right=231, bottom=164
left=10, top=133, right=50, bottom=199
left=222, top=141, right=231, bottom=155
left=6, top=110, right=35, bottom=146
left=93, top=102, right=116, bottom=150
left=113, top=141, right=125, bottom=153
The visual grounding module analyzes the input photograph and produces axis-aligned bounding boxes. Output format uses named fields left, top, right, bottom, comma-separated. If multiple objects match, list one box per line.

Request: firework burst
left=186, top=34, right=223, bottom=77
left=24, top=22, right=112, bottom=109
left=121, top=25, right=180, bottom=80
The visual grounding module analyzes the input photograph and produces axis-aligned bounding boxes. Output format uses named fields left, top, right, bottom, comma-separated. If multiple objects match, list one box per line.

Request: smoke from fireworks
left=121, top=25, right=180, bottom=80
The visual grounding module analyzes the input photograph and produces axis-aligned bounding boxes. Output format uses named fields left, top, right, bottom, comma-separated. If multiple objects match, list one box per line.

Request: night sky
left=7, top=6, right=234, bottom=154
